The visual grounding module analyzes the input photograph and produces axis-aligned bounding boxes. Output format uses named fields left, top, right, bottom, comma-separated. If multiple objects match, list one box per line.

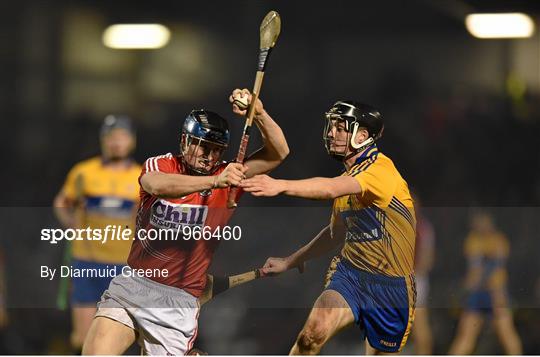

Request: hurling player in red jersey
left=82, top=89, right=289, bottom=355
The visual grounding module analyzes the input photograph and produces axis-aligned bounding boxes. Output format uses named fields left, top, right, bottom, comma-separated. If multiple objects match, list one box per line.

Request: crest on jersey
left=341, top=206, right=385, bottom=243
left=199, top=189, right=212, bottom=197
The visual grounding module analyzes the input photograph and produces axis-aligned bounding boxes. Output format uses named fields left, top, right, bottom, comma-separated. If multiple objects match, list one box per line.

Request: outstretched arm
left=229, top=89, right=289, bottom=178
left=141, top=163, right=247, bottom=198
left=241, top=174, right=362, bottom=200
left=262, top=214, right=347, bottom=275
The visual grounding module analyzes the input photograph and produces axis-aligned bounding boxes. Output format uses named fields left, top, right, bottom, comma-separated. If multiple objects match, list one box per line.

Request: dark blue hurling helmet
left=324, top=101, right=384, bottom=160
left=181, top=109, right=230, bottom=174
left=182, top=109, right=230, bottom=147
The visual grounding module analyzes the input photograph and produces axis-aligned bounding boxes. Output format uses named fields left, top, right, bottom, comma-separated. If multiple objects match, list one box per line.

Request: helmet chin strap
left=343, top=122, right=374, bottom=160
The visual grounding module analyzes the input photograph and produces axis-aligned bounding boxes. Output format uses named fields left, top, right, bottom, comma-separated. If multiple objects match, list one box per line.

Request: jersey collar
left=354, top=144, right=379, bottom=165
left=101, top=157, right=134, bottom=168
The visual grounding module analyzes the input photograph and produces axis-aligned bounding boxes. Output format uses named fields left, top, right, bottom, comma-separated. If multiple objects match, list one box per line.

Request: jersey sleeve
left=352, top=159, right=397, bottom=207
left=139, top=154, right=176, bottom=183
left=142, top=154, right=176, bottom=175
left=61, top=163, right=85, bottom=200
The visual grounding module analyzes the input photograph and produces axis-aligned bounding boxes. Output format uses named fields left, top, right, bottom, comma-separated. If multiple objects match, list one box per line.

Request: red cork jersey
left=128, top=153, right=241, bottom=297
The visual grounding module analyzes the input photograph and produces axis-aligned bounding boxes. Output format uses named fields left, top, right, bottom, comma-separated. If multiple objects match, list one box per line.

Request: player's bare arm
left=240, top=101, right=382, bottom=199
left=263, top=214, right=347, bottom=275
left=241, top=174, right=362, bottom=200
left=229, top=88, right=289, bottom=178
left=140, top=162, right=248, bottom=198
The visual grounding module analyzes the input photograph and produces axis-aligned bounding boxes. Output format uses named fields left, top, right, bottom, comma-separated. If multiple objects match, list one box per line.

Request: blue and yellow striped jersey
left=332, top=145, right=416, bottom=277
left=464, top=230, right=509, bottom=290
left=61, top=156, right=141, bottom=264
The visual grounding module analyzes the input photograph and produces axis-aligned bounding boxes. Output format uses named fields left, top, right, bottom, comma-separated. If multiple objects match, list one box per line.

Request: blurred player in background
left=242, top=101, right=416, bottom=354
left=82, top=89, right=289, bottom=355
left=53, top=115, right=140, bottom=353
left=410, top=194, right=435, bottom=355
left=448, top=211, right=522, bottom=354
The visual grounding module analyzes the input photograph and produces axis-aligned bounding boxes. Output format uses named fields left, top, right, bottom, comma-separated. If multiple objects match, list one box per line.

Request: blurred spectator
left=448, top=211, right=522, bottom=355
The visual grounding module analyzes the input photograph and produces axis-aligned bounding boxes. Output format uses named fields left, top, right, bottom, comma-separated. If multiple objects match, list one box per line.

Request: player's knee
left=81, top=327, right=101, bottom=355
left=296, top=333, right=322, bottom=354
left=81, top=339, right=97, bottom=355
left=82, top=336, right=113, bottom=356
left=296, top=324, right=328, bottom=353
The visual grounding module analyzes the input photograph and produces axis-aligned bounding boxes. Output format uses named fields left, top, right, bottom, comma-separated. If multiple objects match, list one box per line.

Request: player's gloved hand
left=239, top=174, right=285, bottom=197
left=262, top=257, right=305, bottom=276
left=215, top=163, right=248, bottom=188
left=229, top=88, right=264, bottom=117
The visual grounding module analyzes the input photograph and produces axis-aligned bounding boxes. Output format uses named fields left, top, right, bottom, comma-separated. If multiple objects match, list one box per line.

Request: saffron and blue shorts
left=325, top=257, right=416, bottom=353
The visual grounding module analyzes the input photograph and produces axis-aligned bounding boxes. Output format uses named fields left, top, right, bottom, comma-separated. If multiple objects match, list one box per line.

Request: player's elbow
left=268, top=144, right=290, bottom=164
left=277, top=143, right=290, bottom=161
left=310, top=187, right=336, bottom=200
left=141, top=174, right=168, bottom=197
left=323, top=187, right=343, bottom=200
left=257, top=146, right=290, bottom=174
left=324, top=177, right=359, bottom=200
left=146, top=182, right=170, bottom=197
left=147, top=185, right=165, bottom=197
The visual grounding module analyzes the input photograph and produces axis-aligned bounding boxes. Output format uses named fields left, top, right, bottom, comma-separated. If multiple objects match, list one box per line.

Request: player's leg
left=410, top=308, right=432, bottom=355
left=71, top=306, right=97, bottom=351
left=492, top=307, right=522, bottom=354
left=448, top=311, right=484, bottom=354
left=290, top=289, right=355, bottom=355
left=82, top=315, right=136, bottom=355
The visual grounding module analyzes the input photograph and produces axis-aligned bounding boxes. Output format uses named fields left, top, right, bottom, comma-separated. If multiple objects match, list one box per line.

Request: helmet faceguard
left=180, top=110, right=230, bottom=175
left=323, top=101, right=384, bottom=161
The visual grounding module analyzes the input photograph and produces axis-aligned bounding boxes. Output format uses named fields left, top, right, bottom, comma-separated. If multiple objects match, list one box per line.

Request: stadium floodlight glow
left=103, top=24, right=171, bottom=49
left=465, top=13, right=535, bottom=39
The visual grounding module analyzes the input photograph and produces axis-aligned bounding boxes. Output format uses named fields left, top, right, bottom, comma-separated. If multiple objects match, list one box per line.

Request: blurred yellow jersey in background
left=61, top=156, right=141, bottom=264
left=464, top=230, right=509, bottom=290
left=333, top=146, right=416, bottom=277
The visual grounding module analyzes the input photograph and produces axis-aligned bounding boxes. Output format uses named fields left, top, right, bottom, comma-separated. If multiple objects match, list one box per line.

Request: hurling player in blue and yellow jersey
left=53, top=115, right=141, bottom=352
left=241, top=101, right=416, bottom=354
left=448, top=211, right=522, bottom=354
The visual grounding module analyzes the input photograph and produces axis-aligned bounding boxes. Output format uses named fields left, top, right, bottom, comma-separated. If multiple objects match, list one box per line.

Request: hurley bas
left=40, top=265, right=169, bottom=281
